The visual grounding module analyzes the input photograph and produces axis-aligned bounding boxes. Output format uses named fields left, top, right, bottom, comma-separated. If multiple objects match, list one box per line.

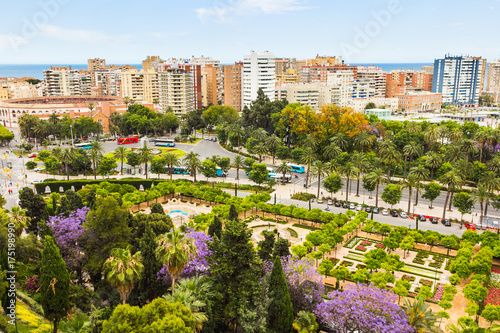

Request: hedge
left=34, top=178, right=162, bottom=194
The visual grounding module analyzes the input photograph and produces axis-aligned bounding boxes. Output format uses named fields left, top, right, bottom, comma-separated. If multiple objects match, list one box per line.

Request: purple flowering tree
left=158, top=228, right=213, bottom=281
left=314, top=283, right=413, bottom=333
left=48, top=207, right=89, bottom=276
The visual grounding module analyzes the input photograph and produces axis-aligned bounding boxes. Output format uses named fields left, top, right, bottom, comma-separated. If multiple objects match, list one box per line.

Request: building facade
left=396, top=91, right=442, bottom=113
left=356, top=66, right=386, bottom=98
left=120, top=69, right=159, bottom=104
left=43, top=67, right=92, bottom=96
left=487, top=60, right=500, bottom=93
left=432, top=55, right=485, bottom=106
left=223, top=62, right=243, bottom=112
left=158, top=68, right=194, bottom=115
left=276, top=84, right=320, bottom=110
left=243, top=51, right=276, bottom=107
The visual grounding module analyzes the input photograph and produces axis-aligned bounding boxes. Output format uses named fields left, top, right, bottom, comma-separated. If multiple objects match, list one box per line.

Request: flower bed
left=355, top=245, right=367, bottom=252
left=429, top=261, right=443, bottom=269
left=412, top=258, right=425, bottom=265
left=420, top=279, right=433, bottom=287
left=360, top=240, right=372, bottom=246
left=331, top=258, right=340, bottom=266
left=492, top=266, right=500, bottom=274
left=375, top=243, right=385, bottom=249
left=486, top=287, right=500, bottom=305
left=416, top=251, right=429, bottom=259
left=341, top=260, right=354, bottom=267
left=356, top=264, right=366, bottom=269
left=402, top=274, right=416, bottom=282
left=428, top=284, right=444, bottom=303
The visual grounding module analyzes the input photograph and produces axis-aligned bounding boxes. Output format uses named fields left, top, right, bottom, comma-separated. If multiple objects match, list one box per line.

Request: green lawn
left=103, top=147, right=186, bottom=163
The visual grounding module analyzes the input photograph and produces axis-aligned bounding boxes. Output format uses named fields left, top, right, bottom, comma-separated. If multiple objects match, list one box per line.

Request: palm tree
left=113, top=147, right=127, bottom=175
left=400, top=174, right=419, bottom=215
left=51, top=147, right=62, bottom=160
left=254, top=143, right=268, bottom=162
left=365, top=168, right=385, bottom=208
left=407, top=122, right=421, bottom=135
left=229, top=122, right=245, bottom=150
left=460, top=138, right=478, bottom=163
left=310, top=161, right=329, bottom=198
left=424, top=125, right=440, bottom=149
left=163, top=277, right=212, bottom=332
left=479, top=171, right=500, bottom=217
left=137, top=143, right=154, bottom=179
left=425, top=152, right=442, bottom=182
left=409, top=165, right=429, bottom=206
left=301, top=147, right=316, bottom=188
left=232, top=155, right=244, bottom=181
left=324, top=143, right=342, bottom=160
left=330, top=133, right=348, bottom=151
left=266, top=134, right=282, bottom=164
left=301, top=134, right=317, bottom=150
left=353, top=131, right=373, bottom=153
left=488, top=156, right=500, bottom=176
left=351, top=152, right=368, bottom=197
left=403, top=142, right=423, bottom=174
left=475, top=129, right=488, bottom=163
left=440, top=170, right=463, bottom=220
left=164, top=153, right=180, bottom=181
left=252, top=128, right=268, bottom=142
left=340, top=162, right=358, bottom=202
left=7, top=207, right=30, bottom=237
left=103, top=247, right=144, bottom=304
left=87, top=103, right=95, bottom=118
left=156, top=229, right=198, bottom=295
left=472, top=185, right=490, bottom=229
left=276, top=161, right=292, bottom=185
left=183, top=152, right=202, bottom=183
left=293, top=311, right=319, bottom=333
left=403, top=297, right=441, bottom=333
left=380, top=146, right=401, bottom=182
left=59, top=148, right=77, bottom=181
left=89, top=141, right=104, bottom=180
left=444, top=143, right=464, bottom=164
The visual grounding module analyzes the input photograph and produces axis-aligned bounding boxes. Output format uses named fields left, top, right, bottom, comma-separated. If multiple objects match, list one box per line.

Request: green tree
left=113, top=146, right=128, bottom=175
left=258, top=231, right=276, bottom=262
left=440, top=170, right=463, bottom=220
left=156, top=229, right=197, bottom=295
left=293, top=311, right=319, bottom=333
left=481, top=304, right=500, bottom=326
left=150, top=203, right=165, bottom=215
left=422, top=182, right=441, bottom=209
left=97, top=156, right=118, bottom=177
left=403, top=297, right=440, bottom=332
left=381, top=184, right=402, bottom=209
left=340, top=162, right=358, bottom=202
left=453, top=192, right=476, bottom=222
left=89, top=140, right=104, bottom=180
left=266, top=134, right=283, bottom=164
left=40, top=236, right=70, bottom=333
left=301, top=147, right=316, bottom=188
left=137, top=143, right=154, bottom=179
left=249, top=163, right=269, bottom=186
left=233, top=155, right=244, bottom=181
left=59, top=148, right=77, bottom=181
left=103, top=247, right=144, bottom=304
left=291, top=245, right=308, bottom=259
left=208, top=215, right=223, bottom=240
left=201, top=159, right=217, bottom=181
left=19, top=187, right=47, bottom=233
left=332, top=265, right=350, bottom=289
left=268, top=256, right=294, bottom=333
left=323, top=173, right=343, bottom=199
left=310, top=161, right=329, bottom=199
left=164, top=153, right=180, bottom=181
left=463, top=280, right=488, bottom=303
left=276, top=161, right=293, bottom=186
left=273, top=238, right=291, bottom=258
left=365, top=168, right=385, bottom=208
left=393, top=279, right=411, bottom=304
left=203, top=105, right=239, bottom=126
left=363, top=248, right=387, bottom=272
left=126, top=151, right=140, bottom=173
left=183, top=151, right=202, bottom=183
left=137, top=224, right=164, bottom=303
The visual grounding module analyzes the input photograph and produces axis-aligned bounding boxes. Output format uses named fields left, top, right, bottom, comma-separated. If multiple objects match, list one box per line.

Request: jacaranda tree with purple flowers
left=49, top=207, right=89, bottom=280
left=314, top=283, right=413, bottom=333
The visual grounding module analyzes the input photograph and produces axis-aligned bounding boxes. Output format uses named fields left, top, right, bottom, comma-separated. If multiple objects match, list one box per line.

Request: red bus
left=117, top=136, right=139, bottom=145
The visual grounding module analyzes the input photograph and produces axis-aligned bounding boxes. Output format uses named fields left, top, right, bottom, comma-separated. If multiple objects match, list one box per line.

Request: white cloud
left=0, top=34, right=29, bottom=50
left=196, top=0, right=311, bottom=22
left=39, top=25, right=130, bottom=43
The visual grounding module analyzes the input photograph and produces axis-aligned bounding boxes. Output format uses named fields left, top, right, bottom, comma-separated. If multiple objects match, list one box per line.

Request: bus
left=270, top=174, right=292, bottom=183
left=154, top=139, right=176, bottom=147
left=117, top=136, right=139, bottom=145
left=173, top=167, right=189, bottom=175
left=287, top=163, right=305, bottom=174
left=75, top=143, right=93, bottom=150
left=216, top=167, right=227, bottom=177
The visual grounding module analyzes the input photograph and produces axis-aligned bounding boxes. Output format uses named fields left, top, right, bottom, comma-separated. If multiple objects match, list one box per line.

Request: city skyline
left=0, top=0, right=499, bottom=64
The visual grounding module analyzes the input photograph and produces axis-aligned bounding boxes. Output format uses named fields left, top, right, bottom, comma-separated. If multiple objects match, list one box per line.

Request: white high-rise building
left=158, top=68, right=194, bottom=115
left=243, top=51, right=275, bottom=107
left=356, top=66, right=386, bottom=98
left=43, top=67, right=91, bottom=96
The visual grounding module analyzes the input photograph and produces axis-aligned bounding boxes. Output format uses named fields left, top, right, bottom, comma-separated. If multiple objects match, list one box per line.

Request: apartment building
left=43, top=67, right=92, bottom=96
left=276, top=84, right=320, bottom=110
left=243, top=51, right=276, bottom=107
left=345, top=97, right=398, bottom=113
left=142, top=56, right=164, bottom=71
left=158, top=68, right=194, bottom=115
left=93, top=70, right=122, bottom=97
left=306, top=56, right=344, bottom=66
left=396, top=91, right=442, bottom=113
left=356, top=66, right=386, bottom=98
left=487, top=60, right=500, bottom=93
left=203, top=64, right=223, bottom=106
left=120, top=69, right=159, bottom=104
left=300, top=65, right=358, bottom=84
left=223, top=62, right=243, bottom=112
left=432, top=55, right=485, bottom=105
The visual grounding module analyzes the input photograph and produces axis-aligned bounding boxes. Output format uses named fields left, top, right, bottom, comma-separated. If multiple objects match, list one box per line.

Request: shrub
left=291, top=192, right=316, bottom=201
left=26, top=161, right=37, bottom=170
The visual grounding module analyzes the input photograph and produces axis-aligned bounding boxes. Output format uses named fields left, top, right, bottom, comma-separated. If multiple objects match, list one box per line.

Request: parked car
left=342, top=202, right=348, bottom=208
left=317, top=198, right=324, bottom=204
left=400, top=212, right=408, bottom=219
left=382, top=209, right=389, bottom=216
left=365, top=207, right=372, bottom=213
left=334, top=201, right=341, bottom=207
left=417, top=215, right=426, bottom=222
left=34, top=166, right=45, bottom=172
left=390, top=211, right=399, bottom=217
left=372, top=207, right=379, bottom=214
left=356, top=205, right=362, bottom=211
left=444, top=220, right=452, bottom=227
left=465, top=223, right=477, bottom=230
left=429, top=217, right=438, bottom=224
left=28, top=153, right=37, bottom=158
left=441, top=219, right=450, bottom=225
left=327, top=199, right=333, bottom=205
left=349, top=203, right=355, bottom=210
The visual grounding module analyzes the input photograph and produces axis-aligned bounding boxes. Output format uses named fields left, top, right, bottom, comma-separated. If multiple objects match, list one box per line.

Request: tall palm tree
left=252, top=128, right=268, bottom=142
left=164, top=153, right=180, bottom=181
left=266, top=134, right=282, bottom=164
left=156, top=229, right=198, bottom=295
left=232, top=155, right=244, bottom=181
left=407, top=122, right=422, bottom=135
left=113, top=147, right=127, bottom=175
left=301, top=134, right=317, bottom=150
left=351, top=152, right=368, bottom=197
left=340, top=162, right=358, bottom=202
left=460, top=138, right=479, bottom=163
left=403, top=142, right=423, bottom=173
left=7, top=207, right=30, bottom=237
left=444, top=143, right=464, bottom=164
left=254, top=143, right=268, bottom=162
left=475, top=129, right=488, bottom=163
left=409, top=165, right=429, bottom=206
left=425, top=152, right=442, bottom=182
left=487, top=156, right=500, bottom=176
left=301, top=147, right=316, bottom=188
left=353, top=131, right=373, bottom=153
left=380, top=146, right=401, bottom=182
left=400, top=174, right=419, bottom=215
left=472, top=184, right=490, bottom=228
left=403, top=297, right=441, bottom=333
left=183, top=152, right=202, bottom=183
left=89, top=141, right=104, bottom=180
left=137, top=143, right=154, bottom=179
left=330, top=133, right=348, bottom=151
left=365, top=168, right=385, bottom=208
left=229, top=122, right=245, bottom=150
left=103, top=247, right=144, bottom=304
left=324, top=143, right=342, bottom=160
left=440, top=170, right=463, bottom=220
left=59, top=148, right=77, bottom=181
left=310, top=161, right=330, bottom=198
left=479, top=171, right=500, bottom=217
left=276, top=161, right=292, bottom=185
left=51, top=147, right=62, bottom=160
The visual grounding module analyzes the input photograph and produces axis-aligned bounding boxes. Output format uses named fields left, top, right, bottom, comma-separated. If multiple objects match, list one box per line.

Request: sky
left=0, top=0, right=499, bottom=64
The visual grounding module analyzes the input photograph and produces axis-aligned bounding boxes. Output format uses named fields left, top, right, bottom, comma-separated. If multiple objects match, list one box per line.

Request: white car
left=382, top=209, right=389, bottom=216
left=30, top=179, right=43, bottom=184
left=400, top=212, right=408, bottom=219
left=34, top=166, right=45, bottom=172
left=356, top=205, right=362, bottom=211
left=349, top=203, right=355, bottom=210
left=327, top=199, right=333, bottom=205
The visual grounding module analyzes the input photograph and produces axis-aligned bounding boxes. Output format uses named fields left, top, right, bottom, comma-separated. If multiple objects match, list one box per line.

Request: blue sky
left=0, top=0, right=498, bottom=64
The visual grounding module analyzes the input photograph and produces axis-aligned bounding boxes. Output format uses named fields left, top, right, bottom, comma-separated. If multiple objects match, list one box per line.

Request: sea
left=0, top=63, right=431, bottom=80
